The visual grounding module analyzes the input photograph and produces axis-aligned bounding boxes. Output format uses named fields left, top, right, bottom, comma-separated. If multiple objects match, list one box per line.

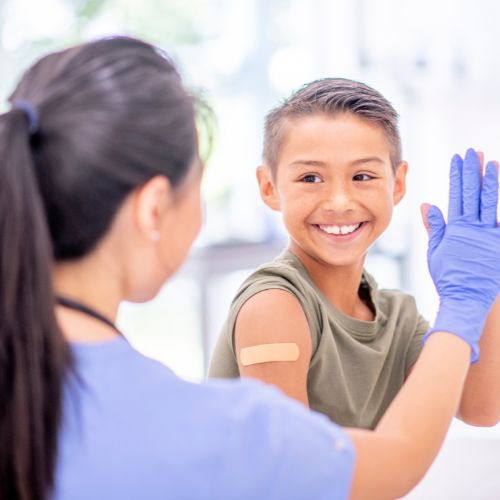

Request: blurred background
left=1, top=0, right=499, bottom=497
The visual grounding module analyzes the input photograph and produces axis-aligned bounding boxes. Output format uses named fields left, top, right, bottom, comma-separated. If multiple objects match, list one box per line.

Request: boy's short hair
left=263, top=78, right=402, bottom=173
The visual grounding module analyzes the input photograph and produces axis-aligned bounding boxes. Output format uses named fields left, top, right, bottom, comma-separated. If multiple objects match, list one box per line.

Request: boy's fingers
left=420, top=203, right=431, bottom=235
left=448, top=154, right=463, bottom=222
left=423, top=204, right=446, bottom=255
left=480, top=161, right=499, bottom=226
left=462, top=148, right=481, bottom=220
left=477, top=151, right=484, bottom=172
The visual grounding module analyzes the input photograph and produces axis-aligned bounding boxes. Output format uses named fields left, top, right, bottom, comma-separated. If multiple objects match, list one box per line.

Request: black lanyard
left=57, top=296, right=122, bottom=335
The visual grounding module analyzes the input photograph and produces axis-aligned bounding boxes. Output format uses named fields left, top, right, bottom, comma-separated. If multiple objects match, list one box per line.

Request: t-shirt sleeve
left=218, top=379, right=355, bottom=500
left=226, top=272, right=323, bottom=356
left=405, top=313, right=430, bottom=374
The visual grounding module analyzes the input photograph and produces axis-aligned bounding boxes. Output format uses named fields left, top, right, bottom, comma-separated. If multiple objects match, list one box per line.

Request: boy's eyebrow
left=289, top=157, right=386, bottom=167
left=349, top=156, right=386, bottom=166
left=289, top=160, right=328, bottom=167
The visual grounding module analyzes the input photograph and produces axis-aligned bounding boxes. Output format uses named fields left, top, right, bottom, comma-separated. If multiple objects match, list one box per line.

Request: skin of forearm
left=347, top=332, right=470, bottom=500
left=458, top=295, right=500, bottom=426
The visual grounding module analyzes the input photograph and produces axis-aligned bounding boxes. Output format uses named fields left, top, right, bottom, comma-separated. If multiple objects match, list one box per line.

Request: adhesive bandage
left=239, top=342, right=300, bottom=366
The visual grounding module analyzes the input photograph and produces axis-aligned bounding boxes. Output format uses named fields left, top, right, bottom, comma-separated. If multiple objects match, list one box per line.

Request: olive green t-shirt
left=208, top=250, right=429, bottom=430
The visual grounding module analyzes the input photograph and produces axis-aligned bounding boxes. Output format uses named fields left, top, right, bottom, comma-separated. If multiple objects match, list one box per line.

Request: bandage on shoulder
left=239, top=343, right=300, bottom=366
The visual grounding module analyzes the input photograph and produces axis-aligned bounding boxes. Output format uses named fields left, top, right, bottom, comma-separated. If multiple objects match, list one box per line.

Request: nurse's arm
left=407, top=298, right=500, bottom=427
left=346, top=332, right=470, bottom=500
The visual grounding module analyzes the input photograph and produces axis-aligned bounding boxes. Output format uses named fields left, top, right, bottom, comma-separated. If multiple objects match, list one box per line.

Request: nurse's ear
left=133, top=175, right=172, bottom=241
left=257, top=165, right=281, bottom=211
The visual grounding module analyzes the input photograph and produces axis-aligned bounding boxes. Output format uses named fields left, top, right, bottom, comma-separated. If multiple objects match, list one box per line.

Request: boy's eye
left=301, top=174, right=322, bottom=183
left=353, top=173, right=373, bottom=181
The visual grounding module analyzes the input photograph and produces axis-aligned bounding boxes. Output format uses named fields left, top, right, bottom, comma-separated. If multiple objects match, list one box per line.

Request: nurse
left=0, top=36, right=499, bottom=500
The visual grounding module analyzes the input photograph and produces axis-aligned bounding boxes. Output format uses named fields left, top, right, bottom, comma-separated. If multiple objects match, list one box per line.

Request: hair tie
left=12, top=99, right=39, bottom=135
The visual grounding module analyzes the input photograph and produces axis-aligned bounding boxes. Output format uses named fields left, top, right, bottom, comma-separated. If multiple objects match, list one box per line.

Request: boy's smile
left=257, top=113, right=407, bottom=273
left=314, top=221, right=367, bottom=241
left=317, top=222, right=362, bottom=236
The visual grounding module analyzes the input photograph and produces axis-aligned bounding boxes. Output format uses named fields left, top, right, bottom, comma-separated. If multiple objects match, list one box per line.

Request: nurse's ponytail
left=0, top=107, right=71, bottom=500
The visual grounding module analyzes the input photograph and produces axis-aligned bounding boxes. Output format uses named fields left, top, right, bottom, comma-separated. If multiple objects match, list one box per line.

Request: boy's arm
left=457, top=295, right=500, bottom=426
left=454, top=150, right=500, bottom=426
left=234, top=289, right=312, bottom=406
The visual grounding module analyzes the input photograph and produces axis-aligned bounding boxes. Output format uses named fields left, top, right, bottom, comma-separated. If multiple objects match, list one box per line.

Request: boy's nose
left=321, top=184, right=355, bottom=212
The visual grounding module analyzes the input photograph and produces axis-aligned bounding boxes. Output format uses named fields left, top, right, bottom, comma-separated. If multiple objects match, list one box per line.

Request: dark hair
left=263, top=77, right=402, bottom=172
left=0, top=36, right=198, bottom=500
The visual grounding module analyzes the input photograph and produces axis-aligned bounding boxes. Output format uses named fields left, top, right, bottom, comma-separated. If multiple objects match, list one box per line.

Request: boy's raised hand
left=421, top=148, right=500, bottom=363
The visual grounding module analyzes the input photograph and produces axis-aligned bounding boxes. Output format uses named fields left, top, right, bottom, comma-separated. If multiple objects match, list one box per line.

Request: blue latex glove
left=423, top=148, right=500, bottom=363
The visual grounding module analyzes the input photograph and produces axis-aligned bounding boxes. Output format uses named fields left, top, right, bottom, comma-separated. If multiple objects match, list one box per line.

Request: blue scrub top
left=54, top=336, right=355, bottom=499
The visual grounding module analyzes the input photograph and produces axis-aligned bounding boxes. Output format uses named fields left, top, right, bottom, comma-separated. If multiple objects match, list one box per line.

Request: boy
left=208, top=78, right=500, bottom=429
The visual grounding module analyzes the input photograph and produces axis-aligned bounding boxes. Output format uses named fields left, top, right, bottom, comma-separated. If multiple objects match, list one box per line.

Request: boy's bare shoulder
left=232, top=256, right=317, bottom=353
left=240, top=284, right=305, bottom=319
left=235, top=288, right=312, bottom=358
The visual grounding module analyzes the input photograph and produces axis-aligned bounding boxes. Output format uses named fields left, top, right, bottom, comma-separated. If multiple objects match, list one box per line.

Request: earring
left=150, top=230, right=160, bottom=242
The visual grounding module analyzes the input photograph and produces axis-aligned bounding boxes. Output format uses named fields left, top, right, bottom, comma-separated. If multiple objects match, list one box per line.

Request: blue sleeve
left=216, top=380, right=356, bottom=500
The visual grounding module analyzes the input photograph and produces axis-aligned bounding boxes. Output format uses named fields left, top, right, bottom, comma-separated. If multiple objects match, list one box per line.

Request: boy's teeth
left=319, top=223, right=361, bottom=235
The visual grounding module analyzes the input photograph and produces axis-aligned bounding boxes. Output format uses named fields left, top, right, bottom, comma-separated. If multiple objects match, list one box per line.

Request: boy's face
left=257, top=113, right=407, bottom=269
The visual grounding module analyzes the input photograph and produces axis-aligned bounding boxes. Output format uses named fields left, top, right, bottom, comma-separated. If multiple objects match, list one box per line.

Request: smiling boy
left=208, top=78, right=500, bottom=429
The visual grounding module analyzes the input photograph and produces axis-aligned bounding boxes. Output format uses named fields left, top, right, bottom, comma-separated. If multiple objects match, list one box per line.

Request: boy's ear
left=392, top=161, right=408, bottom=206
left=256, top=165, right=281, bottom=211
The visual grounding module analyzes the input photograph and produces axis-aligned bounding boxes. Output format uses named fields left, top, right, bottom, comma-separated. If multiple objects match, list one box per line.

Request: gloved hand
left=422, top=148, right=500, bottom=363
